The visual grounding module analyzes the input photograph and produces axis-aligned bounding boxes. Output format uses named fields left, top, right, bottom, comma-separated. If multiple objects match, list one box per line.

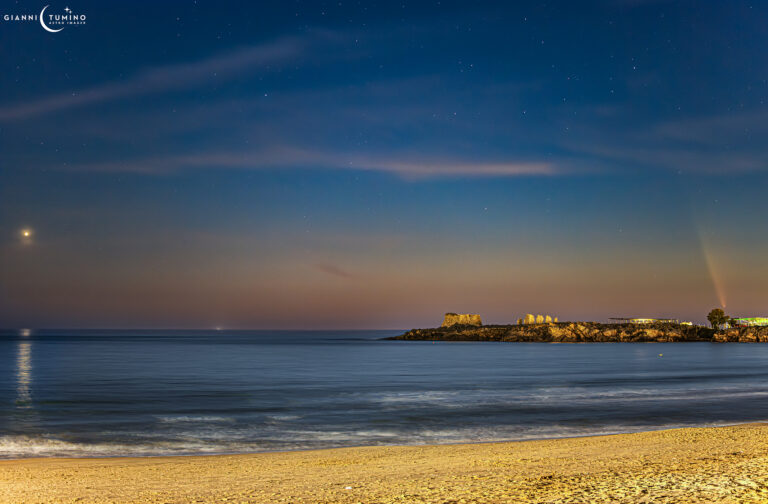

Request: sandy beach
left=2, top=424, right=768, bottom=503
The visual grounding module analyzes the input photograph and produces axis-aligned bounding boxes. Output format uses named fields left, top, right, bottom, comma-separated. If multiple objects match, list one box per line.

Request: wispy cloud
left=60, top=147, right=558, bottom=178
left=348, top=158, right=555, bottom=178
left=571, top=143, right=767, bottom=174
left=653, top=111, right=768, bottom=146
left=561, top=109, right=768, bottom=175
left=313, top=263, right=356, bottom=279
left=0, top=36, right=313, bottom=122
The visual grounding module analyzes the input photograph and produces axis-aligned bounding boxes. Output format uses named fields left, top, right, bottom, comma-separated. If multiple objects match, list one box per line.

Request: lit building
left=609, top=318, right=679, bottom=324
left=730, top=317, right=768, bottom=327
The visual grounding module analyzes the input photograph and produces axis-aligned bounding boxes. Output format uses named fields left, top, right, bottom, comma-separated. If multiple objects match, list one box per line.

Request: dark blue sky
left=1, top=1, right=767, bottom=328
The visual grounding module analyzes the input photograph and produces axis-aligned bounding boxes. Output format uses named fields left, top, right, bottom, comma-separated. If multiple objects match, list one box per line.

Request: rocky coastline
left=391, top=321, right=768, bottom=343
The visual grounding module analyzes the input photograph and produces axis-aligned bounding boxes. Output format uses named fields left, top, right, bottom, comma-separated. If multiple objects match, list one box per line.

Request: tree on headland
left=707, top=308, right=729, bottom=329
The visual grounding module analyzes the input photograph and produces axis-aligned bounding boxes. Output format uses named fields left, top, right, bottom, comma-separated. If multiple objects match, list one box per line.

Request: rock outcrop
left=712, top=327, right=768, bottom=342
left=441, top=313, right=482, bottom=327
left=392, top=322, right=719, bottom=343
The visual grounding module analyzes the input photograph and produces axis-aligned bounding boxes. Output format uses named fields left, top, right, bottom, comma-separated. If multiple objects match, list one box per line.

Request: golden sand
left=2, top=424, right=768, bottom=503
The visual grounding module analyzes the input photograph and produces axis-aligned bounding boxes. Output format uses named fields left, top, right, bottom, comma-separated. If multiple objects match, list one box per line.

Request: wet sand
left=2, top=423, right=768, bottom=503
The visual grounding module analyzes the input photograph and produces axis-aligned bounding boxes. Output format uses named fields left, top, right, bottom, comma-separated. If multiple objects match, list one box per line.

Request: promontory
left=391, top=320, right=768, bottom=343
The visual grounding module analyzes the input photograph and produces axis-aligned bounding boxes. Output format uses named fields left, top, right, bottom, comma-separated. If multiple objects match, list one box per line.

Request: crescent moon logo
left=39, top=5, right=64, bottom=33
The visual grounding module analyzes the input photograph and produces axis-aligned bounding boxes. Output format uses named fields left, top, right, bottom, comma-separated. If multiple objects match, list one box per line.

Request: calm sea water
left=1, top=329, right=767, bottom=458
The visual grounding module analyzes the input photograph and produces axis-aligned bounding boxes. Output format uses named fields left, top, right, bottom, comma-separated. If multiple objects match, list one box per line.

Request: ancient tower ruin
left=441, top=313, right=483, bottom=327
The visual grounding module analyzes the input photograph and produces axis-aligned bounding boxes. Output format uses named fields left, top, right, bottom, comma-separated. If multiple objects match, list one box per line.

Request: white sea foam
left=0, top=435, right=219, bottom=458
left=265, top=414, right=302, bottom=421
left=156, top=416, right=236, bottom=423
left=0, top=420, right=755, bottom=459
left=354, top=386, right=768, bottom=411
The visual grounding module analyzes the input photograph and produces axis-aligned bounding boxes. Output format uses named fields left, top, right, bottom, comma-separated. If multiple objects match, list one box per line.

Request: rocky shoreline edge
left=390, top=322, right=768, bottom=343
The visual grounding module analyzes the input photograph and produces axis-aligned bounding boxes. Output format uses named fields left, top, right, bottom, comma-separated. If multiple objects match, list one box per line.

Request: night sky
left=2, top=1, right=767, bottom=329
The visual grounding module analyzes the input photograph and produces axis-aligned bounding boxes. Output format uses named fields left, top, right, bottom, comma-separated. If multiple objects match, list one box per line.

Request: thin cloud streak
left=0, top=36, right=309, bottom=122
left=349, top=159, right=556, bottom=178
left=561, top=110, right=768, bottom=175
left=61, top=148, right=558, bottom=178
left=313, top=263, right=356, bottom=279
left=573, top=143, right=767, bottom=174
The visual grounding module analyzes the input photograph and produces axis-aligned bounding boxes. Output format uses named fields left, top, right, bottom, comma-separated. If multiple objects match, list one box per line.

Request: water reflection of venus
left=17, top=342, right=32, bottom=408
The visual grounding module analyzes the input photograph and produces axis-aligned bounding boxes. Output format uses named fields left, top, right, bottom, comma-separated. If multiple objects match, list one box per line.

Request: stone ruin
left=440, top=312, right=558, bottom=327
left=522, top=314, right=558, bottom=325
left=441, top=313, right=483, bottom=327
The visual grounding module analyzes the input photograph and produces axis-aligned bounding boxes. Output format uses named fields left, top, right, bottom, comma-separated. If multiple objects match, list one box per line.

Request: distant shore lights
left=609, top=318, right=679, bottom=324
left=731, top=317, right=768, bottom=327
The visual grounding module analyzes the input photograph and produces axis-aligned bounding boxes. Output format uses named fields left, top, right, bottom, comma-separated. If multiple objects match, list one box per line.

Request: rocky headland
left=713, top=326, right=768, bottom=342
left=392, top=322, right=768, bottom=343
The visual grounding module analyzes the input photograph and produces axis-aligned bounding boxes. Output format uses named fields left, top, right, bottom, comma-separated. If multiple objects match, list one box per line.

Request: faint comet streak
left=702, top=245, right=727, bottom=308
left=694, top=221, right=727, bottom=309
left=684, top=180, right=728, bottom=310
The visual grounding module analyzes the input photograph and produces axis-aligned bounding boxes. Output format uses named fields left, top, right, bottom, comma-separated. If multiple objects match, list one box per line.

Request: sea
left=1, top=328, right=767, bottom=459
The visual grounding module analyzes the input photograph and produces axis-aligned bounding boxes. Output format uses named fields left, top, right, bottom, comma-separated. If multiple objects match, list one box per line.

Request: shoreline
left=0, top=420, right=752, bottom=462
left=3, top=423, right=768, bottom=503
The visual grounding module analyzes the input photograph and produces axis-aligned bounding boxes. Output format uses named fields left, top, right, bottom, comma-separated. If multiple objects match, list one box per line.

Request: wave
left=354, top=386, right=768, bottom=410
left=265, top=415, right=302, bottom=421
left=0, top=420, right=750, bottom=459
left=156, top=416, right=236, bottom=423
left=0, top=435, right=236, bottom=458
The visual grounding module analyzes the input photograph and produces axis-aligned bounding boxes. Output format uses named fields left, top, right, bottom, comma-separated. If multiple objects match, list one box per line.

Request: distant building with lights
left=609, top=317, right=679, bottom=324
left=730, top=317, right=768, bottom=327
